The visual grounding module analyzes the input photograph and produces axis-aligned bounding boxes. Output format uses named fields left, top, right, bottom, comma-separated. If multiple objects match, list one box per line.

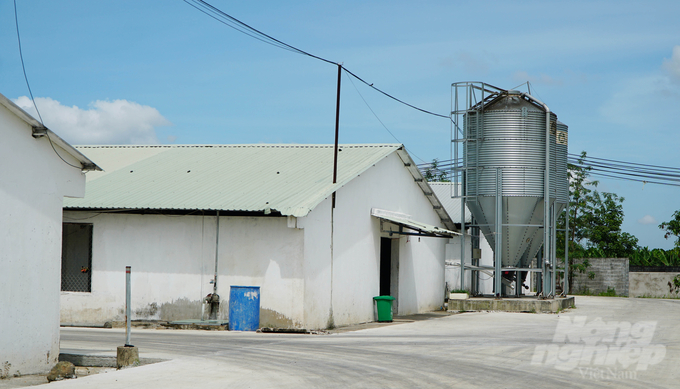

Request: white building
left=0, top=93, right=99, bottom=376
left=61, top=144, right=457, bottom=329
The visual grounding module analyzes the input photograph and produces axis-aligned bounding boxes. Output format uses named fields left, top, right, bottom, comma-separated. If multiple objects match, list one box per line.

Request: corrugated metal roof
left=429, top=182, right=472, bottom=223
left=371, top=208, right=460, bottom=238
left=65, top=144, right=405, bottom=217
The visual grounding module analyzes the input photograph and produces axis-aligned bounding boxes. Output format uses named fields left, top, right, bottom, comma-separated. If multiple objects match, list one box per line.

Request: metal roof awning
left=371, top=208, right=460, bottom=238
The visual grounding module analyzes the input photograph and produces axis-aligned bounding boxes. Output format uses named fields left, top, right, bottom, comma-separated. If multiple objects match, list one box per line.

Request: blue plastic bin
left=228, top=286, right=260, bottom=331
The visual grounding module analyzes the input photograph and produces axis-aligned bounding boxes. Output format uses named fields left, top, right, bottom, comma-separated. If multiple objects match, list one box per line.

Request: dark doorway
left=62, top=223, right=93, bottom=292
left=380, top=237, right=391, bottom=296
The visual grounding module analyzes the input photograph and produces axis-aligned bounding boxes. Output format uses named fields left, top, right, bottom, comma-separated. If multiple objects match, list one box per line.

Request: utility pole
left=332, top=63, right=342, bottom=208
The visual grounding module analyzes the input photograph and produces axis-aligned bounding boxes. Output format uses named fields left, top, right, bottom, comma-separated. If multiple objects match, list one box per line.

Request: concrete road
left=49, top=296, right=679, bottom=388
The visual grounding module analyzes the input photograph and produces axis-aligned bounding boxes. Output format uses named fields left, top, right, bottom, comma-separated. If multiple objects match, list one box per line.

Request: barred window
left=61, top=223, right=93, bottom=292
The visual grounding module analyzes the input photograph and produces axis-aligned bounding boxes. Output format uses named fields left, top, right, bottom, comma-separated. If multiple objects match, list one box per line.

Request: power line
left=183, top=0, right=335, bottom=64
left=417, top=155, right=680, bottom=187
left=569, top=153, right=680, bottom=174
left=344, top=68, right=426, bottom=163
left=14, top=0, right=43, bottom=124
left=569, top=160, right=680, bottom=180
left=341, top=67, right=449, bottom=118
left=583, top=171, right=680, bottom=187
left=182, top=0, right=449, bottom=119
left=13, top=0, right=82, bottom=170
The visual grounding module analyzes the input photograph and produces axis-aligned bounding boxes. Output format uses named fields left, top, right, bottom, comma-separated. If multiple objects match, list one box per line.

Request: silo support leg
left=494, top=168, right=503, bottom=298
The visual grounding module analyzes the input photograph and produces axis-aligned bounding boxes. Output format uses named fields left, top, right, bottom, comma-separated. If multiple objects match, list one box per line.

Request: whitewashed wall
left=61, top=150, right=450, bottom=330
left=301, top=152, right=448, bottom=329
left=0, top=103, right=86, bottom=376
left=216, top=216, right=305, bottom=327
left=60, top=213, right=305, bottom=328
left=298, top=197, right=333, bottom=329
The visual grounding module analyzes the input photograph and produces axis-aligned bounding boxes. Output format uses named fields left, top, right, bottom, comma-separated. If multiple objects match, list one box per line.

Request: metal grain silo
left=451, top=82, right=569, bottom=297
left=464, top=90, right=557, bottom=268
left=518, top=121, right=569, bottom=269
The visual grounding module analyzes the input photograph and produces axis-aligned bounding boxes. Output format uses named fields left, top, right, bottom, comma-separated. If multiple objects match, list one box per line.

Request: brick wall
left=570, top=258, right=629, bottom=296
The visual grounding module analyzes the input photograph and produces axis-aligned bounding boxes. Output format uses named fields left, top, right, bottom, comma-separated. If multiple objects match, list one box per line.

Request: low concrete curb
left=59, top=353, right=166, bottom=368
left=447, top=296, right=575, bottom=313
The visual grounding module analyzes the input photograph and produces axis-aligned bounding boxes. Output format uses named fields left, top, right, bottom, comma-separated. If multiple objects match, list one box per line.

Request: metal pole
left=537, top=249, right=543, bottom=295
left=460, top=196, right=466, bottom=291
left=564, top=203, right=570, bottom=295
left=455, top=84, right=465, bottom=292
left=495, top=168, right=503, bottom=297
left=213, top=210, right=220, bottom=295
left=543, top=110, right=551, bottom=297
left=125, top=266, right=131, bottom=346
left=332, top=64, right=342, bottom=208
left=551, top=204, right=557, bottom=296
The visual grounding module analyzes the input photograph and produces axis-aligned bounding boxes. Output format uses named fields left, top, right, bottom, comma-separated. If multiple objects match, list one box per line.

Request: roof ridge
left=75, top=143, right=402, bottom=149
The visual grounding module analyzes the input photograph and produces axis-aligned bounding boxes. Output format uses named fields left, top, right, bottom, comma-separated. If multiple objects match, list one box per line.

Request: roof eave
left=395, top=147, right=456, bottom=231
left=0, top=93, right=101, bottom=171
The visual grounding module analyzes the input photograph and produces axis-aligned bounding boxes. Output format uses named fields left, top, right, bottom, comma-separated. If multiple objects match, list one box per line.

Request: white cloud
left=638, top=215, right=657, bottom=225
left=662, top=45, right=680, bottom=82
left=13, top=96, right=171, bottom=145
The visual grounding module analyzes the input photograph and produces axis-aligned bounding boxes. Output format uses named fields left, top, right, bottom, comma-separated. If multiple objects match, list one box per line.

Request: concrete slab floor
left=328, top=310, right=457, bottom=334
left=15, top=297, right=680, bottom=388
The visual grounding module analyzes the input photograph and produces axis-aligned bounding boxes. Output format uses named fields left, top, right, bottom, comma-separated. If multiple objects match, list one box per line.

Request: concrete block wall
left=629, top=272, right=680, bottom=298
left=570, top=258, right=629, bottom=296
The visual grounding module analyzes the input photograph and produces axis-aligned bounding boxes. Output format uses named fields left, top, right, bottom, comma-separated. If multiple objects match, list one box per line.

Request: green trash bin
left=373, top=295, right=396, bottom=322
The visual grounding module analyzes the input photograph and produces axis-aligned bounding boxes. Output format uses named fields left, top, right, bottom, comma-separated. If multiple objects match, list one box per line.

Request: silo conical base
left=468, top=196, right=551, bottom=268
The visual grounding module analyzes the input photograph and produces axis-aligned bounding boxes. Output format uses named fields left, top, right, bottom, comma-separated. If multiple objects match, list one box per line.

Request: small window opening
left=61, top=223, right=93, bottom=292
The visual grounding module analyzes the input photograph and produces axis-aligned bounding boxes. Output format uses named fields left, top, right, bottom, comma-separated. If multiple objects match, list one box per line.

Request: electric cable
left=46, top=133, right=84, bottom=169
left=418, top=154, right=680, bottom=187
left=182, top=0, right=449, bottom=119
left=569, top=153, right=680, bottom=171
left=13, top=0, right=83, bottom=170
left=344, top=68, right=426, bottom=163
left=13, top=0, right=42, bottom=124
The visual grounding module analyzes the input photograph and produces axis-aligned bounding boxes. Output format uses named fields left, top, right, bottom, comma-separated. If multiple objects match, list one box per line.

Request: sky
left=1, top=0, right=679, bottom=249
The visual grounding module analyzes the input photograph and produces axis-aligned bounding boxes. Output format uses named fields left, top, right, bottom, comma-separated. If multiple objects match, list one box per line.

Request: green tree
left=557, top=151, right=638, bottom=257
left=582, top=191, right=639, bottom=258
left=557, top=151, right=597, bottom=258
left=557, top=151, right=639, bottom=290
left=659, top=210, right=680, bottom=248
left=423, top=159, right=450, bottom=182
